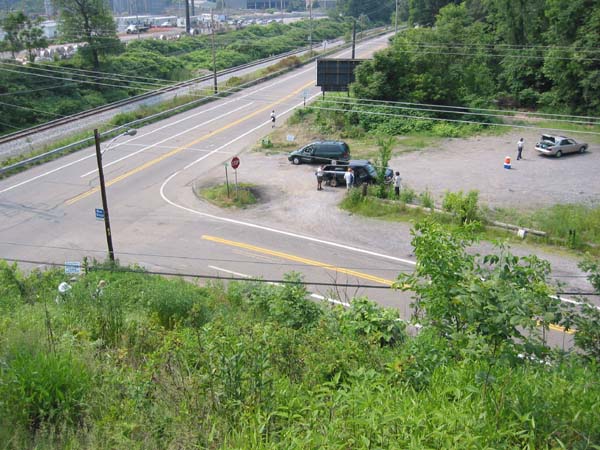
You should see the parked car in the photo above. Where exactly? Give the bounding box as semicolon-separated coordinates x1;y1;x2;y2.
126;24;150;34
535;134;588;158
288;141;350;165
322;160;394;187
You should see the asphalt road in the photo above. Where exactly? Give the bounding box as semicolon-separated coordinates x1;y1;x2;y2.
0;32;577;349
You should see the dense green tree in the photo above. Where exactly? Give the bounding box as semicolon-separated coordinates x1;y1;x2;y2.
336;0;395;22
52;0;122;70
0;11;47;61
408;0;460;26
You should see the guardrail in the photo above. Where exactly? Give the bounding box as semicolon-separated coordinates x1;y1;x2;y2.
0;27;392;176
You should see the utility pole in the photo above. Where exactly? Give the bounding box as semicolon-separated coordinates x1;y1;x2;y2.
351;18;356;59
94;129;115;263
395;0;399;34
185;0;191;34
191;0;195;17
308;0;313;54
211;8;218;94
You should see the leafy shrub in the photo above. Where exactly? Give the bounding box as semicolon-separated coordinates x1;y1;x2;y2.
399;186;416;203
419;189;434;208
0;349;91;432
340;297;406;346
144;279;211;329
442;189;480;224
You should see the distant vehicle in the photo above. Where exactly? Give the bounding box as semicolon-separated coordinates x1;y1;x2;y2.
126;24;150;34
288;141;350;165
322;160;394;187
535;134;588;158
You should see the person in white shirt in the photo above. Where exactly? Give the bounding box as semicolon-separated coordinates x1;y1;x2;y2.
394;171;402;197
270;110;276;128
344;168;354;190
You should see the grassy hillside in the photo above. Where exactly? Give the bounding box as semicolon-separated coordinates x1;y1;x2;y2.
1;259;599;448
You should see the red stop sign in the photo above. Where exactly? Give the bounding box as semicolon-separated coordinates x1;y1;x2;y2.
231;156;240;169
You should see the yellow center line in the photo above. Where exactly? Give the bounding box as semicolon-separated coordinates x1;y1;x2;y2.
202;235;396;286
65;80;315;206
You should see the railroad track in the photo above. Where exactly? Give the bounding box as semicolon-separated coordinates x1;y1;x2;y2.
0;47;310;146
0;26;391;155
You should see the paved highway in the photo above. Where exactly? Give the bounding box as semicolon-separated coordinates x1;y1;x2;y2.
0;32;575;348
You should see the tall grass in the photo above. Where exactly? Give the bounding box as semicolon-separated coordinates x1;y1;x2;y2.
0;265;598;448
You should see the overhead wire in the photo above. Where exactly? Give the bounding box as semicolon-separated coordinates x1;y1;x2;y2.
1;257;598;296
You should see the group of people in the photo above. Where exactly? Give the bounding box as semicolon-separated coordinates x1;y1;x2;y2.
315;165;403;197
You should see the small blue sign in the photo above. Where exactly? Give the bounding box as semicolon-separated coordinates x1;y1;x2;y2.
65;261;81;275
95;208;105;220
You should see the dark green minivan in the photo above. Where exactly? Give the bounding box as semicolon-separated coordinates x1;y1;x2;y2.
288;141;350;165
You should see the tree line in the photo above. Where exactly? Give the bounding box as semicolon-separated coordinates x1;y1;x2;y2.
352;0;600;116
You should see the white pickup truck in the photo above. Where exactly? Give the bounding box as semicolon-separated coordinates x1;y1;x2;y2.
126;24;150;34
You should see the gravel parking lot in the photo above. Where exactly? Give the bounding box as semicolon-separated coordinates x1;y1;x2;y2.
390;130;600;211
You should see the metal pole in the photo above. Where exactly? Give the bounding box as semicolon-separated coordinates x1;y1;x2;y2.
225;164;230;198
308;0;312;54
234;169;238;196
351;19;356;59
191;0;195;17
184;0;190;34
211;8;218;94
395;0;399;34
94;129;115;262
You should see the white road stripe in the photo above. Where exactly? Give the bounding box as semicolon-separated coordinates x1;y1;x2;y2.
208;265;349;307
80;102;255;177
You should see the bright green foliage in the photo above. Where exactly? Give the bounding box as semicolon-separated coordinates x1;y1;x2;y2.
0;348;91;432
0;262;599;447
374;136;394;198
442;189;480;224
396;220;558;357
340;297;406;346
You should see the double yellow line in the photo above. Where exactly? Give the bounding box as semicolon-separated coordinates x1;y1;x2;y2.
66;81;315;206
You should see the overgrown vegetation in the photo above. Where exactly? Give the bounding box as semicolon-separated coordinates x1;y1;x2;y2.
342;186;600;253
1;231;599;447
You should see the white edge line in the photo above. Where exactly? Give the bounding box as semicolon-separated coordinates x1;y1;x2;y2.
1;65;315;193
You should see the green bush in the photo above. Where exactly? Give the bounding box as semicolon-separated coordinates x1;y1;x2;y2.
0;349;91;432
419;189;434;208
442;189;480;224
340;297;406;346
399;186;416;203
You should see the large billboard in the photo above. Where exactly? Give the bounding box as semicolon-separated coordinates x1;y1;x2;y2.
316;58;364;92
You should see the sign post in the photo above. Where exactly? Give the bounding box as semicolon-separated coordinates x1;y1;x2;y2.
224;162;230;198
231;156;240;196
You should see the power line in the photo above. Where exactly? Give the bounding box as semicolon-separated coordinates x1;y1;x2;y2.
2;257;598;296
308;105;600;136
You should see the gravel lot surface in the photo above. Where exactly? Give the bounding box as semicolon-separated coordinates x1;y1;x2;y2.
197;130;600;300
391;130;600;210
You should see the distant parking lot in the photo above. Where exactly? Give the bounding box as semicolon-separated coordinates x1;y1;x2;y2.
388;131;600;210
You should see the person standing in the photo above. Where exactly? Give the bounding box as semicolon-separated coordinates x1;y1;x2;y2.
344;168;354;190
517;138;524;160
393;171;402;198
270;110;276;128
316;165;324;191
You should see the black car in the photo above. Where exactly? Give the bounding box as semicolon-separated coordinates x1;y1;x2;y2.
322;160;394;187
